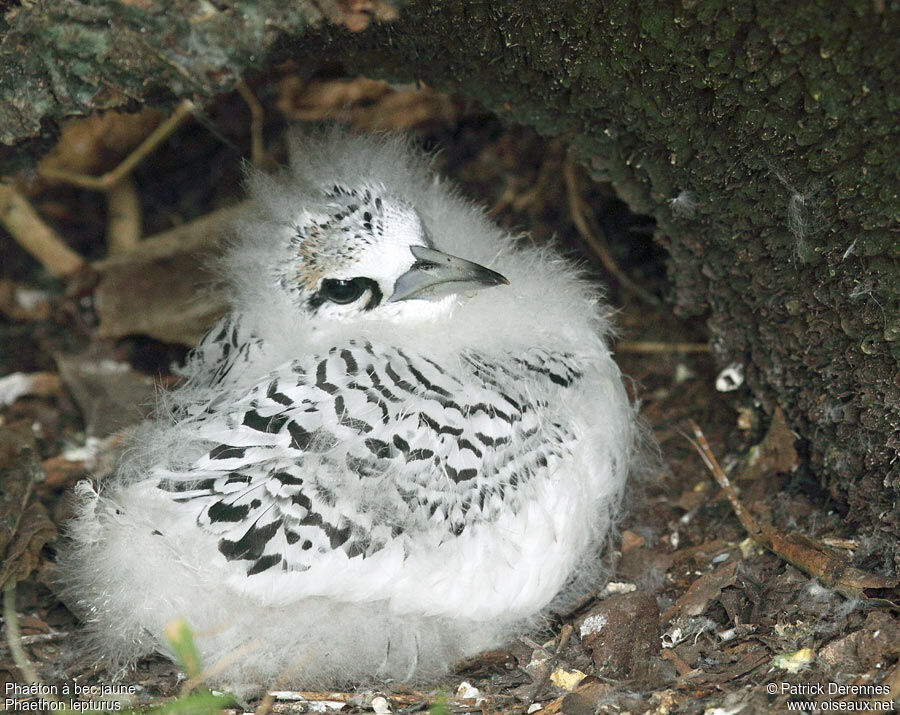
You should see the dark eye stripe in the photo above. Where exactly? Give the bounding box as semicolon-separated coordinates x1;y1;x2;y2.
307;278;383;311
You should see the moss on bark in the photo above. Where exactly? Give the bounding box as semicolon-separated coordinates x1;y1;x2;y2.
304;1;900;555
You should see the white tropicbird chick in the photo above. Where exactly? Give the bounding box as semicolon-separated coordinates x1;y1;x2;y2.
59;131;638;693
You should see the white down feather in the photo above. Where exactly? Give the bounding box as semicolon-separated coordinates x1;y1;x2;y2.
57;130;640;695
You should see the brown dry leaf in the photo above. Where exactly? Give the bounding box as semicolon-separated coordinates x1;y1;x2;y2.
740;407;799;480
38;108;164;177
695;647;770;685
0;502;56;589
876;663;900;708
92;204;241;345
55;343;159;438
676;480;713;511
454;648;518;677
0;422;57;588
41;435;124;491
671;560;739;619
660;648;695;677
94;246;226;345
350;86;458;130
332;0;398;31
41;455;89;490
819;612;900;672
277;76;457;130
538;677;612;715
278;76;390;120
558;678;613;715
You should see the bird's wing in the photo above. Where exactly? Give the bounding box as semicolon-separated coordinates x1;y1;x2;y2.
155;340;583;577
177;313;266;394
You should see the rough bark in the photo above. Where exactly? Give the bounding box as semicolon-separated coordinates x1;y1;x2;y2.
306;2;900;561
1;2;898;560
0;0;334;160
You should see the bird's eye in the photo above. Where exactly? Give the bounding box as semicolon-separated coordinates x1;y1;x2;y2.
320;278;368;304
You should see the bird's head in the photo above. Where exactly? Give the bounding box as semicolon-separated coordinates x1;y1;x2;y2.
272;181;508;323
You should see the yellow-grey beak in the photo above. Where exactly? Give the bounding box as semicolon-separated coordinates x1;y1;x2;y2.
388;245;509;303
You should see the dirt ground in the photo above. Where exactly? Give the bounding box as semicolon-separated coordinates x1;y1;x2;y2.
1;74;898;714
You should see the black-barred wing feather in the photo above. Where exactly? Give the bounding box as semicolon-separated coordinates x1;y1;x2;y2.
157;341;583;577
178;314;266;395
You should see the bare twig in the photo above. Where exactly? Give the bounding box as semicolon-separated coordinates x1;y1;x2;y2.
92;202;246;271
525;623;575;703
38;100;195;190
486;178;518;217
661;648;697;677
563;157;660;306
236;78;266;167
0;182;85;276
687;420;899;603
18;631;68;646
265;691;426;706
0;631;68;661
3;582;41;684
616;341;709;354
106;176;142;253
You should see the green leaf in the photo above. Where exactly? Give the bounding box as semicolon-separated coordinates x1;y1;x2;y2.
163;618;202;680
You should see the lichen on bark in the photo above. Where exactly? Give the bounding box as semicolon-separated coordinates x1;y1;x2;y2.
0;1;326;148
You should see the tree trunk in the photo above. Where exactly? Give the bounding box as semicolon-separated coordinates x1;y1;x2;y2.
307;1;900;563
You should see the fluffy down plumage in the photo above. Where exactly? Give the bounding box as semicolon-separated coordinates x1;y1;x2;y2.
57;131;639;694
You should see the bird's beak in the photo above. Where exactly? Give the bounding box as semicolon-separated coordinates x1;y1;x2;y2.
388;245;510;303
